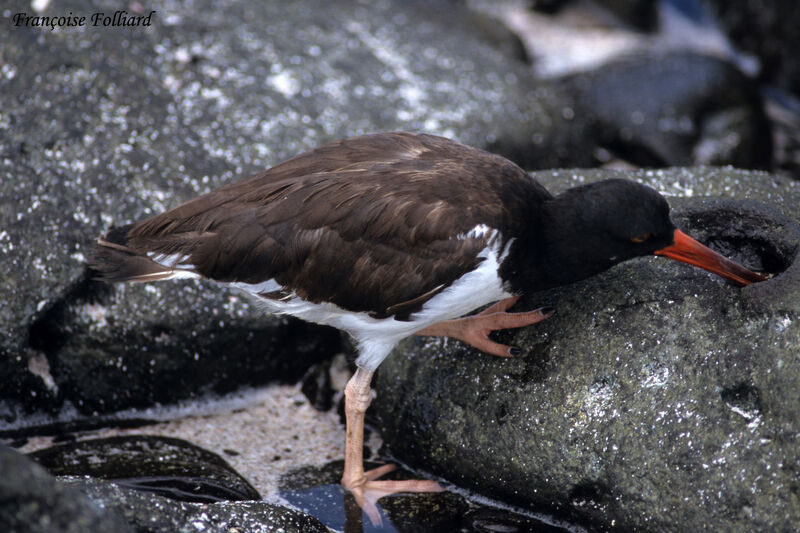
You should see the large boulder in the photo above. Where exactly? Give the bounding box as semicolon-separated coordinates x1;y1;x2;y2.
2;438;328;533
0;445;131;533
372;167;800;531
559;52;772;169
60;477;329;533
28;436;260;503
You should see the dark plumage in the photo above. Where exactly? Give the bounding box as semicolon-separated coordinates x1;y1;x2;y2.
89;132;765;521
92;133;545;318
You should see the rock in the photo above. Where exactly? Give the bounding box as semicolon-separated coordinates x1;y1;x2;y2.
705;0;800;97
1;0;587;429
469;3;777;170
28;435;260;503
281;461;468;532
300;360;335;412
702;0;800;179
279;460;575;532
464;508;579;533
560;52;772;169
61;476;329;533
0;444;131;533
592;0;659;31
372;167;800;531
2;438;326;532
30;282;342;416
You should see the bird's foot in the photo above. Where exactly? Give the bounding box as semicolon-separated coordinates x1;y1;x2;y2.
343;463;443;526
415;295;554;357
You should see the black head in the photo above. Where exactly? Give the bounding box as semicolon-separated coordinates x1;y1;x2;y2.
508;179;765;293
535;179;675;287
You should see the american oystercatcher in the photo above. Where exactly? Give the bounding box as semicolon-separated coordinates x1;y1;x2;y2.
89;132;765;520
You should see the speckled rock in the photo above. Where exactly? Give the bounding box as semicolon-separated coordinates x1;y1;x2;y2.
29;436;260;503
0;444;131;533
703;0;800;179
279;460;576;532
559;52;772;169
706;0;800;98
28;281;342;417
372;167;800;531
60;476;329;533
0;0;587;429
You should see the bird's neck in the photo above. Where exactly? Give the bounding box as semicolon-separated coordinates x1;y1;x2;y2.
500;194;616;294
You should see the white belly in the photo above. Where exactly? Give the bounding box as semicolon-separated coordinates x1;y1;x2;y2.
230;237;513;371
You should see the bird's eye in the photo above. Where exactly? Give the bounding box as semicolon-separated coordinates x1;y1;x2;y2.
630;232;654;244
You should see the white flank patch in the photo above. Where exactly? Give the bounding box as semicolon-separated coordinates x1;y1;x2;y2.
142;251;200;280
147;251;193;269
230;279;283;296
231;233;514;371
160;270;201;280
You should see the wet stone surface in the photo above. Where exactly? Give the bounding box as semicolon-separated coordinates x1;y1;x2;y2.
28;435;260;503
372;167;800;532
279;460;579;533
0;444;132;533
558;51;772;169
3;436;327;532
61;476;329;533
0;0;586;433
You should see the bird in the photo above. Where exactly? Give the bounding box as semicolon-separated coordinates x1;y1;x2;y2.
89;131;766;522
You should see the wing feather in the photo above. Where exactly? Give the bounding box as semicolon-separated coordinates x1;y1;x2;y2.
94;133;550;317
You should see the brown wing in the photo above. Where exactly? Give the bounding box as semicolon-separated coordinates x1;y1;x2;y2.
93;132;550;318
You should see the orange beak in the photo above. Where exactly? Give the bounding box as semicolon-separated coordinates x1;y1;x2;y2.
654;229;767;286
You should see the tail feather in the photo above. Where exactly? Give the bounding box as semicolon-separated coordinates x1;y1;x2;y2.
88;224;178;282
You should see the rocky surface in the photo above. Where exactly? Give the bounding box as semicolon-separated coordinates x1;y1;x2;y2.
0;444;132;533
470;0;800;176
703;0;800;178
28;281;342;417
279;460;577;532
373;167;800;532
0;0;585;430
559;52;772;169
2;437;329;533
61;476;329;533
3;0;799;531
706;0;800;98
29;436;260;503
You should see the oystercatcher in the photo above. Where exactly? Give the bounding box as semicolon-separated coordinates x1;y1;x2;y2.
89;132;765;520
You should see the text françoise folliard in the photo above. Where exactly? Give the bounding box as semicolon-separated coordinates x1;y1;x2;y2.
12;11;156;30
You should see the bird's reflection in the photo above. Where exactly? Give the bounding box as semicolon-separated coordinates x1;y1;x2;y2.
282;483;398;533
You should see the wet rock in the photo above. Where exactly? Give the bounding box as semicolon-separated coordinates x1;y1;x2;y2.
0;0;588;431
372;167;800;531
28;435;259;503
281;460;468;531
464;508;580;533
0;444;131;533
706;0;800;97
30;281;342;416
61;476;328;533
593;0;659;31
279;460;574;532
475;0;755;79
703;0;800;179
560;52;772;168
301;360;335;412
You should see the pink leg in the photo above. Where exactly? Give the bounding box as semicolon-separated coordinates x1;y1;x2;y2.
415;295;553;357
341;367;442;525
